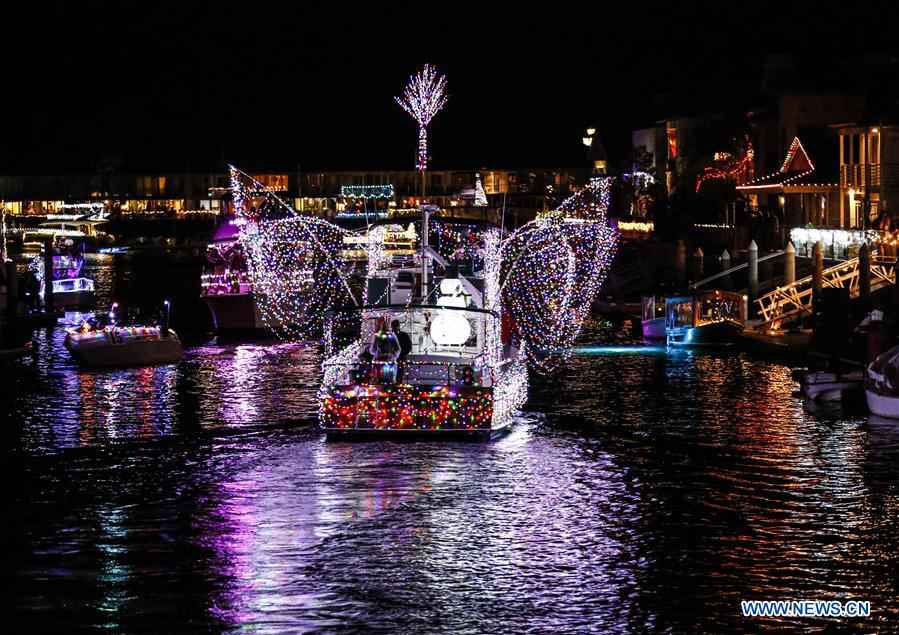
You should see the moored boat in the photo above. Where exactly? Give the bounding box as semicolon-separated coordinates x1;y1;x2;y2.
796;369;864;402
641;295;666;340
665;290;746;346
866;345;899;418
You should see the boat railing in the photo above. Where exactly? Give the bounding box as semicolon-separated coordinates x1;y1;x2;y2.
322;358;493;389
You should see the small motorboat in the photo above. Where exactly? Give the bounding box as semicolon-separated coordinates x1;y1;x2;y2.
64;323;183;368
866;345;899;418
795;369;863;402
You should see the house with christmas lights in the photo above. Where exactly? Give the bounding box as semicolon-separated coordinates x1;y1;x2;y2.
736;133;839;229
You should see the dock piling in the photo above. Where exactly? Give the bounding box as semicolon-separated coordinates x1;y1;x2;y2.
748;240;758;317
859;242;871;302
42;237;54;313
812;241;824;291
784;240;795;285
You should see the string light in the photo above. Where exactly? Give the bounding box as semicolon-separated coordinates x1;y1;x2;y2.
474;173;488;207
696;135;755;192
339;184;395;199
395;64;448;172
500;178;618;372
229;166;360;340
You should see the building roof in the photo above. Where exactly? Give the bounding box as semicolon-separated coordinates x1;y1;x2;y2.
737;132;838;193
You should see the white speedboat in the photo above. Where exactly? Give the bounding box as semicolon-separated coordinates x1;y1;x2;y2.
64;324;183;368
866;345;899;418
796;369;863;402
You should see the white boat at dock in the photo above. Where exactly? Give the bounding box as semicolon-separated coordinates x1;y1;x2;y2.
795;369;863;402
866;345;899;418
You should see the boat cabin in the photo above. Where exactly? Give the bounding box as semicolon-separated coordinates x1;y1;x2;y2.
665;290;746;346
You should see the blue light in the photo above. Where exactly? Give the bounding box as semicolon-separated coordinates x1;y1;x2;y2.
573;345;667;355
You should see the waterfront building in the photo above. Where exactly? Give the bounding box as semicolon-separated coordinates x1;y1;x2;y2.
736;134;839;229
0;167;587;225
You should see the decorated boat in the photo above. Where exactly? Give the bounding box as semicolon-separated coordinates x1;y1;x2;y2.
201;219;265;332
49;254;96;309
202;217;318;333
319;212;528;439
65;322;183;367
224;69;617;437
665;290;746;346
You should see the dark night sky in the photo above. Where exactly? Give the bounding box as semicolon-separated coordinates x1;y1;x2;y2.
4;1;898;174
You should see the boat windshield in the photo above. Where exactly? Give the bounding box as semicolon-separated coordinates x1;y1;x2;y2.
696;293;743;326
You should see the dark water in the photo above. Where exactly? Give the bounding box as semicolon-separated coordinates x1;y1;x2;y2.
5;258;899;633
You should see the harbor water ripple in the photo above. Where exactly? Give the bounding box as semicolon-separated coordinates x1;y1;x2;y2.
5;259;899;633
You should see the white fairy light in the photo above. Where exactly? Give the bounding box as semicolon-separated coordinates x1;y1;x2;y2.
395;64;448;172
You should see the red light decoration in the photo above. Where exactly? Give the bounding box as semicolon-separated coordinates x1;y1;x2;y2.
695;135;755;193
321;384;493;431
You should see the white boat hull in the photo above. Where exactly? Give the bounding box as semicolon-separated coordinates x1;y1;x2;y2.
800;371;863;402
865;388;899;418
66;336;183;368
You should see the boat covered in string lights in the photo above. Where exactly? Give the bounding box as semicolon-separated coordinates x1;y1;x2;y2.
201;217;316;333
226;165;618;439
64;323;183;367
201;219;266;332
320;213;528;439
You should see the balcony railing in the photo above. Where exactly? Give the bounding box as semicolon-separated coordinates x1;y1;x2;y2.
841;163;882;188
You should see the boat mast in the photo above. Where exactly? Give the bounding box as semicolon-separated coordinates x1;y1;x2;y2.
421;206;429;299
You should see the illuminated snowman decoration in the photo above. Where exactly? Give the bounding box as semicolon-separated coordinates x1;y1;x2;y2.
429;311;472;346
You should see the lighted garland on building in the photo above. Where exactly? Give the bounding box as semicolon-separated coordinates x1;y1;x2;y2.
695;135;755;193
395;64;448;173
340;184;395;200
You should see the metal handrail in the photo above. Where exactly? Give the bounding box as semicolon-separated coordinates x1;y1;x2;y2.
690;250;786;289
323;359;490;388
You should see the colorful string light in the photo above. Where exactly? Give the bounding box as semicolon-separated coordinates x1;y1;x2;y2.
474;173;488;207
500;178;618;372
229;166;359;340
395;64;448;172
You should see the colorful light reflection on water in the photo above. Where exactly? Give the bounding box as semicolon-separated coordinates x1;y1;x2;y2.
5;259;899;631
6;332;899;632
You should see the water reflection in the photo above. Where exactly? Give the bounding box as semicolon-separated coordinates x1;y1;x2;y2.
5;269;899;631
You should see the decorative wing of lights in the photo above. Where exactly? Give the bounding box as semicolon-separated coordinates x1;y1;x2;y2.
229;166;359;340
500;178;618;373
